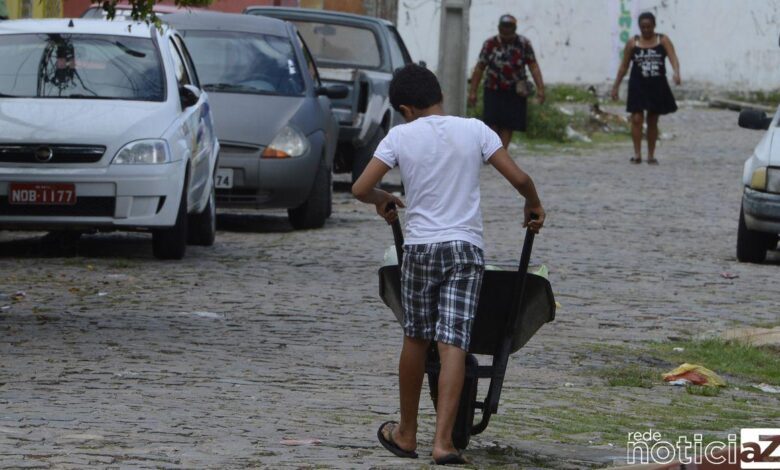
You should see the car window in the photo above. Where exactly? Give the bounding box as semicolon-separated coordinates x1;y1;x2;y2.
296;32;320;87
388;26;412;66
0;33;164;101
168;37;192;87
172;34;200;88
292;21;382;69
180;30;305;96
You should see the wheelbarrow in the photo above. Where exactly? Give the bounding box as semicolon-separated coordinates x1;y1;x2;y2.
378;214;556;449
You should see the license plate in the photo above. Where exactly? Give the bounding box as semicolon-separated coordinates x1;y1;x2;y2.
9;183;76;205
215;168;233;189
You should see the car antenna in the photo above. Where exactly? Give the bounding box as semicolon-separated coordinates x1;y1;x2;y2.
68;19;74;28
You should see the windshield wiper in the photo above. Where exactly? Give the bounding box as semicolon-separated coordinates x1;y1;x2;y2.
202;83;274;95
114;41;146;58
66;94;121;100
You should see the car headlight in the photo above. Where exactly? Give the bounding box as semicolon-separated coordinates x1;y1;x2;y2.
261;126;309;159
750;167;767;191
112;140;170;164
768;168;780;193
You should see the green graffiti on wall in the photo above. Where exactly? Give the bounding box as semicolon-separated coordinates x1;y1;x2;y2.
0;0;9;18
618;0;632;59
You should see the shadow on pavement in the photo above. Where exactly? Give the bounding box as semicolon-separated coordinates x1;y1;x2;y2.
0;231;153;259
217;213;294;233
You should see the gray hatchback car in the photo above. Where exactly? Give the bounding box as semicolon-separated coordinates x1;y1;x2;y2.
165;12;346;229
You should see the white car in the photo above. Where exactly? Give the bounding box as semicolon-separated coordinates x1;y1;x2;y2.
0;19;219;259
737;109;780;262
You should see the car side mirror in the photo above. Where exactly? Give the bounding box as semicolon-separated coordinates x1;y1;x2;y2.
317;84;349;99
179;84;200;110
738;109;772;130
418;60;427;68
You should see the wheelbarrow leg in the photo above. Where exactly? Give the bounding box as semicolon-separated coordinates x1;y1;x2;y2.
426;348;480;450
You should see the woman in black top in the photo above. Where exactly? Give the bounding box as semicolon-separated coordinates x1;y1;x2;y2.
611;12;680;164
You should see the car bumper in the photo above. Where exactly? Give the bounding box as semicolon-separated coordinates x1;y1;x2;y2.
743;187;780;233
0;161;186;230
216;146;318;209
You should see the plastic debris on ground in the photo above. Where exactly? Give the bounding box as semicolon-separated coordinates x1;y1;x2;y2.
565;125;592;143
672;347;685;352
756;383;780;394
280;438;322;446
662;363;726;387
720;271;739;279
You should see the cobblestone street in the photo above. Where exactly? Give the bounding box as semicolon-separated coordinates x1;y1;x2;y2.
1;106;778;468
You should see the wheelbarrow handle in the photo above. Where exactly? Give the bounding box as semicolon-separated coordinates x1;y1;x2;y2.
387;202;404;265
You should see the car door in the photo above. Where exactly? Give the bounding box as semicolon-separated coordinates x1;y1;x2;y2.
168;34;210;208
297;31;338;166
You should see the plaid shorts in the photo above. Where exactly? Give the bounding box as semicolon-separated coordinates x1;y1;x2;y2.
401;240;485;351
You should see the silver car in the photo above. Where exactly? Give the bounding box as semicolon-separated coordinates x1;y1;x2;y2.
166;12;346;230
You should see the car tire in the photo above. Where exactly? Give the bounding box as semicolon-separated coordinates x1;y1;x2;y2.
737;206;769;263
153;181;188;260
187;185;216;246
288;160;331;230
351;127;385;183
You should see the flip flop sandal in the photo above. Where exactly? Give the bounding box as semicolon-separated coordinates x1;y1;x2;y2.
432;452;469;465
647;158;659;165
629;157;642;164
377;421;418;459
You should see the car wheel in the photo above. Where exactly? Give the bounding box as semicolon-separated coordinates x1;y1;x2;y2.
351;127;386;183
153;181;188;260
288;160;331;230
737;206;768;263
187;185;216;246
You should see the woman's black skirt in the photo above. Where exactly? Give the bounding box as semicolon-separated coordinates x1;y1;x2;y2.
483;88;528;131
626;76;678;115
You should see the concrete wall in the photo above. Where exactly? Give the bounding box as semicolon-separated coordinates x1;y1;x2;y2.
397;0;780;91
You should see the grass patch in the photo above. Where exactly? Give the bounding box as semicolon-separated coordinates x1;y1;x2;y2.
650;338;780;386
726;90;780;107
466;82;629;146
603;365;658;388
546;84;597;103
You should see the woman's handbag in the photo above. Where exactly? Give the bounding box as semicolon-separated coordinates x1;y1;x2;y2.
515;79;534;98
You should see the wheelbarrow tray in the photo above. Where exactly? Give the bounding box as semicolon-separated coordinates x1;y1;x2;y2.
378;265;556;355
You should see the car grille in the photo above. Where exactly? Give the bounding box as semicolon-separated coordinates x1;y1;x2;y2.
0;144;106;164
0;197;115;217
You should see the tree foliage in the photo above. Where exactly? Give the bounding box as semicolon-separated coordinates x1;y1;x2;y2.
92;0;213;22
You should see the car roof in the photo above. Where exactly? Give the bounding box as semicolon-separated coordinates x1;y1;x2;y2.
164;11;289;37
245;7;393;27
0;18;160;38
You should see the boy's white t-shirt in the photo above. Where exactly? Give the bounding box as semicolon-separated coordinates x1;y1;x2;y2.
374;115;503;249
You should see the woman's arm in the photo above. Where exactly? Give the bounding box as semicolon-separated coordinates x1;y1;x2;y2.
528;61;545;104
611;38;635;100
662;35;681;85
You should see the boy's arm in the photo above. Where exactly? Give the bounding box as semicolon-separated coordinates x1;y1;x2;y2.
487;147;545;233
351;157;405;224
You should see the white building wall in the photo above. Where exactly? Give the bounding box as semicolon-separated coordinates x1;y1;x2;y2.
397;0;780;90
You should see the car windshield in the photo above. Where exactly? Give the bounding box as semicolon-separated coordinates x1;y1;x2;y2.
180;30;305;96
292;21;381;69
0;33;164;101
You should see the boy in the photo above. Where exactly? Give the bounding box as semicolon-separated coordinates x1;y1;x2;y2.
352;64;545;465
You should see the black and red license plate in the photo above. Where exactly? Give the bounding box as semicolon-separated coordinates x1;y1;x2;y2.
8;183;76;205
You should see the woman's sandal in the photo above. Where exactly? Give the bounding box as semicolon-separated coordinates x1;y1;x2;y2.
647;158;659;165
629;157;642;164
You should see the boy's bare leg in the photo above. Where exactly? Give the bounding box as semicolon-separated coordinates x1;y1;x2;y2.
631;112;644;161
432;342;467;460
646;113;659;162
388;336;430;452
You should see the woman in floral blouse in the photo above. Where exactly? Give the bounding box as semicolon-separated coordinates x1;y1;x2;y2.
468;14;545;149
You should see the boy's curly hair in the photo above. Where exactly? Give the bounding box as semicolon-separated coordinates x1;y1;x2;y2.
388;64;443;112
